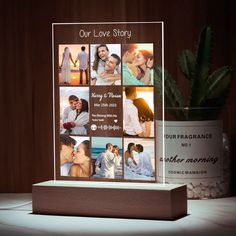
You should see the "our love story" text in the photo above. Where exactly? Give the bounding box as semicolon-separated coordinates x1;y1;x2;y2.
79;29;132;39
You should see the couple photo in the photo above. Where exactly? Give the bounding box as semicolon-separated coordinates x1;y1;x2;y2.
122;43;154;86
60;87;89;135
90;44;121;85
60;135;90;178
59;44;89;85
91;137;122;179
124;140;155;180
123;87;154;137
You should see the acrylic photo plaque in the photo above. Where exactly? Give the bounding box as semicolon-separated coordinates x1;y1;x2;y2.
52;22;164;183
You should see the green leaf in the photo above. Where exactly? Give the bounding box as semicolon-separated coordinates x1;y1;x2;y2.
206;66;232;100
178;49;196;81
154;65;162;98
189;26;214;107
189;79;205;107
195;26;213;80
154;65;186;119
197;66;232;106
153;26;232;121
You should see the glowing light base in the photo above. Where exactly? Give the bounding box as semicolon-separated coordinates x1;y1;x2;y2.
32;181;187;220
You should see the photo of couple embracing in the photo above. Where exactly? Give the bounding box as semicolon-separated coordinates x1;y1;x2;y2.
124;139;155;181
90;44;121;85
122;43;154;86
60;87;89;135
124;86;154;138
91;137;122;179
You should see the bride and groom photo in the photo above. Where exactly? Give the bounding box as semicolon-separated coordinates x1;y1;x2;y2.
59;44;89;85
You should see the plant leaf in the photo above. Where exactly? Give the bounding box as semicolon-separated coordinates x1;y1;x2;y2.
178;49;196;81
195;26;213;80
189;26;214;107
154;65;186;119
199;66;232;105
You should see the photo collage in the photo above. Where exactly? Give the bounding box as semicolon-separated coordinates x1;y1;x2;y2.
58;43;156;182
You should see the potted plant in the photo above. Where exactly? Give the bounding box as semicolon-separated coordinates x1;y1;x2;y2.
154;26;232;199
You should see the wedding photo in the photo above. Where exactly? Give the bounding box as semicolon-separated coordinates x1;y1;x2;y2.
123;86;154;138
122;43;154;86
60;87;89;136
91;137;123;179
90;44;121;85
60;135;91;178
123;138;155;181
58;44;89;85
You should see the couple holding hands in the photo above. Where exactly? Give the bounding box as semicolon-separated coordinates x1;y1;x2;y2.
60;46;89;84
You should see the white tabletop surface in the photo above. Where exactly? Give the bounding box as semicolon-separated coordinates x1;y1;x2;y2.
0;193;236;236
34;180;185;190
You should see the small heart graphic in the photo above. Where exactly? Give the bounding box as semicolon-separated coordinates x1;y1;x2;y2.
114;119;118;123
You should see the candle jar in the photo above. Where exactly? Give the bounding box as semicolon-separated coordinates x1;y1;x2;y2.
156;107;231;199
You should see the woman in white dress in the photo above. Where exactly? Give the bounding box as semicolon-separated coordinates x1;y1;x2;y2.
112;145;122;175
133;98;154;137
124;142;135;167
124;143;154;180
64;98;89;135
60;47;75;84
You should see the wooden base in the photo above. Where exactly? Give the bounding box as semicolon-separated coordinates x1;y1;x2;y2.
32;181;187;220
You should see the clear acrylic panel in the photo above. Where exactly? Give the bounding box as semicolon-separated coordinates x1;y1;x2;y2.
52;22;165;185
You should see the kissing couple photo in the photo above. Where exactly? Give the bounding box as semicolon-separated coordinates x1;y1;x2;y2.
60;135;91;178
124;140;155;181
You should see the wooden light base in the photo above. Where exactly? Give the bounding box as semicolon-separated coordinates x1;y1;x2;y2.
32;181;187;220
